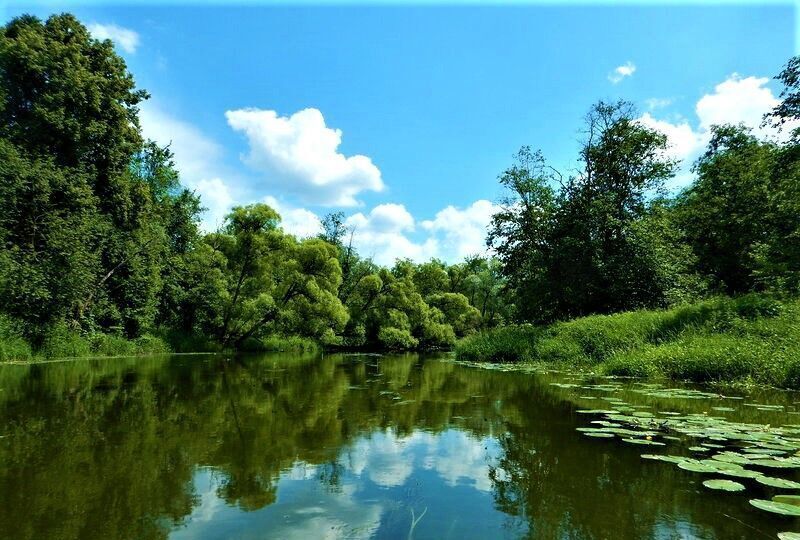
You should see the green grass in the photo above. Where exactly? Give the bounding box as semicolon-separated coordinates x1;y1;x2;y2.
0;319;323;362
239;335;320;353
0;318;173;362
455;294;800;388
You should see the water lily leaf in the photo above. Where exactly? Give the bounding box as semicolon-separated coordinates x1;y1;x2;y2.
755;476;800;489
751;459;800;469
678;461;718;473
702;479;745;492
712;453;753;465
700;459;743;471
749;499;800;516
584;432;615;438
718;468;763;479
641;454;687;464
622;438;665;446
774;495;800;507
778;533;800;540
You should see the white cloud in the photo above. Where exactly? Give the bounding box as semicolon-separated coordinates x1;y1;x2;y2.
139;103;236;230
345;204;437;266
421;200;500;261
695;74;793;139
226;108;384;207
88;23;140;54
644;97;673;110
636;73;798;190
637;112;706;163
194;178;233;231
333;200;500;265
608;61;636;84
263;196;323;238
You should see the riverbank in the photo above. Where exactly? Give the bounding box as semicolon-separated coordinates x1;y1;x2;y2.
0;318;322;363
455;294;800;388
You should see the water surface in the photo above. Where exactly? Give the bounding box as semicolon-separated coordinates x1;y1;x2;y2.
0;352;798;539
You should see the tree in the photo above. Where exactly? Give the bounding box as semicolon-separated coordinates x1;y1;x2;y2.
767;56;800;136
489;101;686;322
205;204;348;347
677;124;800;293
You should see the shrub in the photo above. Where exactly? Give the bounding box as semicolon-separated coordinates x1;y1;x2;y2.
378;327;419;350
0;315;32;361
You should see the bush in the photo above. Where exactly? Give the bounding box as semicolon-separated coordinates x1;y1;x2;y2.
0;315;32;361
241;335;320;352
39;323;91;358
378;327;419;350
455;325;538;363
454;294;800;388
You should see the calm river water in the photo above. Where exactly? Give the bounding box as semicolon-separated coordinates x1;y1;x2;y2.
0;352;798;539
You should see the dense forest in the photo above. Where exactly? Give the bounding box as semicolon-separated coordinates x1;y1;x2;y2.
1;13;799;360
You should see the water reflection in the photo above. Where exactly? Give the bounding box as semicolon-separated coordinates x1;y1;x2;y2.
0;353;796;539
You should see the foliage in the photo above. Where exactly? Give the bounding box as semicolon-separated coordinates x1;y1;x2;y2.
456;294;800;388
676;125;800;293
488;101;692;323
2;13;800;360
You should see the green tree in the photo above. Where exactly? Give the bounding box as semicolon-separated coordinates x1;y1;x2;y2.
206;204;348;347
677;125;800;293
490;101;686;322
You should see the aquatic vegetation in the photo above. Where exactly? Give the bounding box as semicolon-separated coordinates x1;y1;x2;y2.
702;479;745;492
749;499;800;517
569;376;800;531
755;476;800;489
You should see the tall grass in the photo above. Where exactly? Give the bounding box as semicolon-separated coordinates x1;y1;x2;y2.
239;335;320;353
456;294;800;388
0;317;173;362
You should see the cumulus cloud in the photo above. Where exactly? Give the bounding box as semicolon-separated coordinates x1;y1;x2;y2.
421;200;499;261
88;23;140;54
695;75;791;138
637;112;705;162
138;103;235;230
263;196;323;238
636;74;797;189
226;108;384;207
644;97;673;110
608;61;636;84
323;200;500;265
345;204;437;266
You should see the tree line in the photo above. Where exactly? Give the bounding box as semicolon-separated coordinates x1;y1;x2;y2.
0;14;508;354
488;75;800;323
2;13;799;355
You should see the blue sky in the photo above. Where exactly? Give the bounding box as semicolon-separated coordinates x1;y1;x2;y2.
2;3;796;264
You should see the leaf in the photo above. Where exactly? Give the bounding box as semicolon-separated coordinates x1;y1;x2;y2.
750;499;800;516
702;479;745;492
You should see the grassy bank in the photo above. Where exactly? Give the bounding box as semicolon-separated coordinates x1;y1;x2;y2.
0;316;321;362
455;294;800;388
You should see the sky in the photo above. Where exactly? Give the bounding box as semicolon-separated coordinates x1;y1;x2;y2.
2;2;796;264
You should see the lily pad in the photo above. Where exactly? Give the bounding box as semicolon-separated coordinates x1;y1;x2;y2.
778;533;800;540
749;499;800;516
678;461;718;473
622;438;665;446
641;454;687;464
755;476;800;489
774;495;800;507
718;468;763;479
702;479;745;492
584;432;615;438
